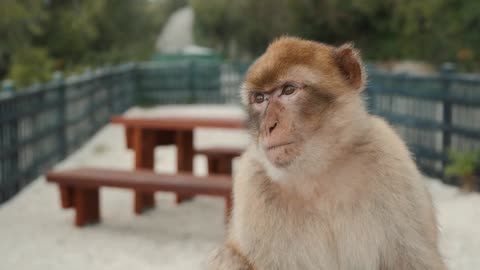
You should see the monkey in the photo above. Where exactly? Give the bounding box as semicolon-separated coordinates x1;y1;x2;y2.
207;37;447;270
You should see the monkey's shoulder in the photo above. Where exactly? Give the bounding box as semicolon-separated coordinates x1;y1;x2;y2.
368;115;411;154
360;115;420;177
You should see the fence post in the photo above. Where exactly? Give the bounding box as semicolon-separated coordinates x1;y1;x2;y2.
100;67;114;117
441;62;456;179
188;60;196;103
127;63;135;108
53;71;67;159
84;69;97;135
132;63;142;106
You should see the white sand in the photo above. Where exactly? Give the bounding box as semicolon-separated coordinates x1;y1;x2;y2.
0;105;479;270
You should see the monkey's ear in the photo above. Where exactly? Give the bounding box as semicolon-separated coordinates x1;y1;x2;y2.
333;43;366;91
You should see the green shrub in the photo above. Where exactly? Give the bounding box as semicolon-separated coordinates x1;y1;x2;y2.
444;150;480;178
9;47;53;88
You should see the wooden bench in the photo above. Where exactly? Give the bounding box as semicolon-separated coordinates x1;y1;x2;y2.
46;168;232;227
196;147;244;175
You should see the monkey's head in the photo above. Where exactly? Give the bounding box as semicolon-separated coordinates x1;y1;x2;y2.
242;37;368;177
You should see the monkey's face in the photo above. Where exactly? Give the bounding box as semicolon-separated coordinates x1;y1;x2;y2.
245;79;330;168
242;37;365;170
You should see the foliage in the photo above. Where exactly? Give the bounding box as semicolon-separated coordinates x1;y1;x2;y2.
444;150;480;178
0;0;49;85
3;0;479;87
191;0;295;58
0;0;186;88
0;0;47;49
191;0;480;70
9;47;53;87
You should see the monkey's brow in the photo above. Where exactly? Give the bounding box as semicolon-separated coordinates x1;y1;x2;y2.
249;81;307;94
283;81;306;88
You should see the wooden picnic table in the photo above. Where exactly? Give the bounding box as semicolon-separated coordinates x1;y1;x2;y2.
111;115;246;214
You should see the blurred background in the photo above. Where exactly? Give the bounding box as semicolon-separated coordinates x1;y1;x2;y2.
1;0;480;87
0;1;479;270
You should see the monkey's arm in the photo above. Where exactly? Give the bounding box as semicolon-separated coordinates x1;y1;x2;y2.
208;242;254;270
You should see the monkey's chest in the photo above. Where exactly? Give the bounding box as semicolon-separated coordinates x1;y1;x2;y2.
236;201;386;270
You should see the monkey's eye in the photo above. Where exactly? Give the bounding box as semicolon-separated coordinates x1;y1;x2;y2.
253;93;265;104
282;85;296;95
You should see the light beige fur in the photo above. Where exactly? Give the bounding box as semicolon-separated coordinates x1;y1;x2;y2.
208;37;447;270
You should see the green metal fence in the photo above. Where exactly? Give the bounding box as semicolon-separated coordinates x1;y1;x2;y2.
0;61;479;204
137;61;221;104
366;65;480;182
0;64;136;203
136;61;249;105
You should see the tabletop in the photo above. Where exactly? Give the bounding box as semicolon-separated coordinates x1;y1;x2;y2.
111;115;246;130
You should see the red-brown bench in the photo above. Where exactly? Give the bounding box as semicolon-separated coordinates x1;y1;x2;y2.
196;147;244;175
46;168;232;227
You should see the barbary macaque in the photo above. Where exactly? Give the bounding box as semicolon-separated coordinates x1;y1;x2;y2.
208;37;447;270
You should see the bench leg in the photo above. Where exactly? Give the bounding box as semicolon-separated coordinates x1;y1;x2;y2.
218;158;233;175
207;156;218;175
207;157;233;175
74;188;100;227
176;131;195;204
207;156;219;175
134;191;155;215
132;128;157;214
59;185;74;208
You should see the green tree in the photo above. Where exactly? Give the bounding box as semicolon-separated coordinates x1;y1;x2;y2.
391;0;480;69
191;0;480;70
1;0;184;87
9;47;53;87
0;0;49;83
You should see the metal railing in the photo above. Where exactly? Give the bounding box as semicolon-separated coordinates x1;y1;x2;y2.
367;65;480;181
0;64;136;203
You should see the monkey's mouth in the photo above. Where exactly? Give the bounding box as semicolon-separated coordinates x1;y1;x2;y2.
263;141;298;168
265;141;295;151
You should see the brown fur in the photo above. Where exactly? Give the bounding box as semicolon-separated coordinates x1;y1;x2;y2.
208;37;447;270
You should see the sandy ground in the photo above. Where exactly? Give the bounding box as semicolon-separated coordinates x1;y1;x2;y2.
0;105;479;270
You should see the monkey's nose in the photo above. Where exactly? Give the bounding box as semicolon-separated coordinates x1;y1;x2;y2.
269;121;278;134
